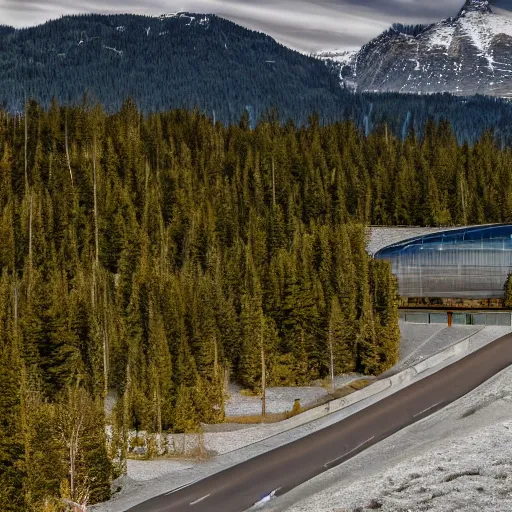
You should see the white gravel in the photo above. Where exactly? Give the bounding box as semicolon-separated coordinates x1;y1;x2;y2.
126;459;195;482
395;323;483;372
224;375;364;418
398;322;445;360
225;384;329;417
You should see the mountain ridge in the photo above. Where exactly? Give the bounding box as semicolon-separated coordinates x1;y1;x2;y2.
316;0;512;97
5;9;512;144
0;12;344;122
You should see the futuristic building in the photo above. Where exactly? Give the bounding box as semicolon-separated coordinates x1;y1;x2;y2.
374;224;512;299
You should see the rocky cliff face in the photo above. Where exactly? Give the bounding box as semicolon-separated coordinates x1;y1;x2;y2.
319;0;512;97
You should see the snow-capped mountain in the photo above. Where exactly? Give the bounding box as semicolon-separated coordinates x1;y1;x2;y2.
313;48;359;66
312;48;359;88
318;0;512;97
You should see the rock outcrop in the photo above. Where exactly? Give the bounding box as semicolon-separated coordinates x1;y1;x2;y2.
317;0;512;97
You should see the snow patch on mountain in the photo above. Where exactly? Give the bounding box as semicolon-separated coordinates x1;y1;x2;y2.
313;48;359;89
157;12;210;28
159;12;182;19
321;0;512;97
458;9;512;69
103;46;123;56
426;22;455;50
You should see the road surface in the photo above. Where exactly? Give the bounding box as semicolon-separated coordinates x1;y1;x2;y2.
127;332;512;512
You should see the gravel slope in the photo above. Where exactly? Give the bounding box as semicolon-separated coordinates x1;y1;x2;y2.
225;384;329;417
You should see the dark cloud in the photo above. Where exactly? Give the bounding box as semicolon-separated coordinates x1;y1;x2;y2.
0;0;494;52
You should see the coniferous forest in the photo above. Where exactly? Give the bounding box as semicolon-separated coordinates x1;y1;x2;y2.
3;14;512;145
2;99;512;509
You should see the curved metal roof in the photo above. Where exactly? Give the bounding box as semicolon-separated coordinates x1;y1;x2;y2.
375;224;512;258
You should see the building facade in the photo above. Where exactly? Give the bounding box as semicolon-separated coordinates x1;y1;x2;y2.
374;224;512;299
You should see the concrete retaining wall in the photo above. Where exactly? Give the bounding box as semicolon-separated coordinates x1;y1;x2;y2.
267;328;501;437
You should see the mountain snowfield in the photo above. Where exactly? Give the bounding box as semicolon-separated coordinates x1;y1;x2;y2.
316;0;512;97
312;48;358;66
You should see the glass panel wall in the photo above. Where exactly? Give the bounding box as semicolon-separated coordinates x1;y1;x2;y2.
376;224;512;298
404;312;430;324
401;311;511;326
429;313;448;324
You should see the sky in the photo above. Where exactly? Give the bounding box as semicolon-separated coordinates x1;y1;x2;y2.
0;0;501;53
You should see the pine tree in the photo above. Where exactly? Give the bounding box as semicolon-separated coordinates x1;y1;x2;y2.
147;302;173;432
328;295;356;385
0;344;25;511
504;274;512;309
173;385;199;433
238;293;263;390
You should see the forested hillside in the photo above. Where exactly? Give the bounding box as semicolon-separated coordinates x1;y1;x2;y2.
0;102;402;510
3;100;512;508
0;13;342;123
4;14;512;143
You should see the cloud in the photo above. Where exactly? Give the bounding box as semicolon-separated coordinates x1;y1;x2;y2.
0;0;477;52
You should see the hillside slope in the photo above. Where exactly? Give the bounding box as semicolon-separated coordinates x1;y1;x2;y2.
317;0;512;98
0;13;344;123
5;11;512;142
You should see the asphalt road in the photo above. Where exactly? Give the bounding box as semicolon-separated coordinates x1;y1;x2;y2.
127;332;512;512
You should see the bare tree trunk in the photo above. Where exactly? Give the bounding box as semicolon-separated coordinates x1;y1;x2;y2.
213;335;219;379
28;193;33;266
91;265;96;311
65;112;75;188
24;97;29;191
121;364;131;475
103;283;109;398
67;414;84;503
70;437;76;500
93;136;99;267
49;151;53;181
154;383;162;454
27;192;33;300
328;324;335;393
13;279;18;341
460;178;467;226
271;156;276;209
223;365;230;395
157;384;162;436
159;211;167;272
261;317;266;418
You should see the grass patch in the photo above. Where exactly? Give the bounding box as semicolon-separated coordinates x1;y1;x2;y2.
329;379;374;399
239;388;260;397
224;412;286;424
